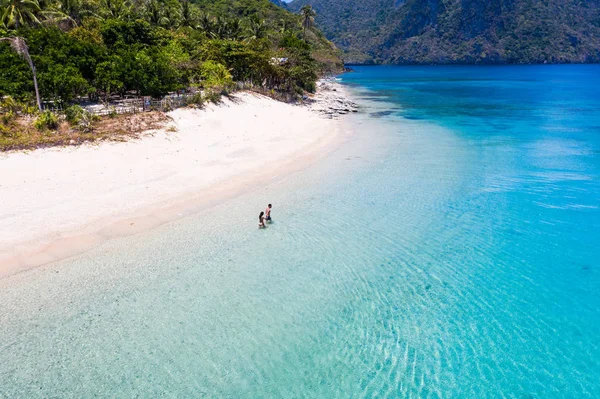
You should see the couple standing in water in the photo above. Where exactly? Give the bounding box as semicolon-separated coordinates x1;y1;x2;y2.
259;204;272;229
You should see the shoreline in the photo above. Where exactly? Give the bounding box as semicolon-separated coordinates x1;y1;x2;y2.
0;84;356;278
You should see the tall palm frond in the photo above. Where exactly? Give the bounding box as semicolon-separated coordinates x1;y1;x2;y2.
226;17;242;40
243;16;267;42
179;0;195;28
198;12;213;35
162;2;179;27
144;0;168;26
300;5;316;41
98;0;131;20
1;0;42;29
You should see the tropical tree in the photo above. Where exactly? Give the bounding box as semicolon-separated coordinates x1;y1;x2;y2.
215;16;241;40
300;5;315;41
39;63;88;104
179;0;196;28
243;16;266;42
52;0;84;27
279;18;289;34
198;60;233;90
0;36;42;111
1;0;42;29
0;0;338;111
162;1;179;27
98;0;131;20
198;12;213;35
94;57;124;100
144;0;167;26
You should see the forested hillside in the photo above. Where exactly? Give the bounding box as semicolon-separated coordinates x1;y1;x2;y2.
286;0;600;64
0;0;343;106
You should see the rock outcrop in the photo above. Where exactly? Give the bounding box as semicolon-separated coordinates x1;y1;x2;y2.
307;80;359;118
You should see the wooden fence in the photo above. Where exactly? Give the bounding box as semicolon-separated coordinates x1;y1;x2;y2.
41;92;205;116
84;94;197;116
39;83;256;117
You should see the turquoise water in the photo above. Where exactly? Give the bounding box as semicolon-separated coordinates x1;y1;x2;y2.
1;65;599;398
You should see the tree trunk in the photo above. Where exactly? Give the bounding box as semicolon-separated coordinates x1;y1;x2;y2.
30;63;43;112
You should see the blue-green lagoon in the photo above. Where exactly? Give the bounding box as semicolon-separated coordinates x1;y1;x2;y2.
1;65;599;398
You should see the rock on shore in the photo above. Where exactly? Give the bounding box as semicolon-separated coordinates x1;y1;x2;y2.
307;80;359;117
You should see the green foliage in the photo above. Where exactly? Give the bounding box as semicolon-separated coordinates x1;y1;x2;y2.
0;121;13;136
76;110;100;132
65;104;85;123
0;0;343;107
65;104;99;131
34;110;59;130
39;64;89;104
280;32;310;51
185;92;205;107
300;5;315;40
94;57;124;98
198;60;234;90
1;110;15;124
0;96;37;116
1;0;42;29
20;102;37;115
101;20;158;48
1;95;19;113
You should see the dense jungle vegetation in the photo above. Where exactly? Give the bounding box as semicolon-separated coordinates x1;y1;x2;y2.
0;0;342;107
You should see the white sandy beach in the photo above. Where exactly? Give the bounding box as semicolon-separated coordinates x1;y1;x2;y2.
0;91;345;276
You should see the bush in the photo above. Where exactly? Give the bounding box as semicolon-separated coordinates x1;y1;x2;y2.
34;111;59;130
199;61;234;91
1;96;19;113
185;92;204;107
77;111;100;133
65;105;85;124
1;97;37;116
1;110;15;124
304;80;317;93
64;105;100;132
39;65;89;105
204;90;222;104
0;123;11;136
21;104;38;116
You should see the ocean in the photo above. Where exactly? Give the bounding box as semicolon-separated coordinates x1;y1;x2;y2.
1;65;599;398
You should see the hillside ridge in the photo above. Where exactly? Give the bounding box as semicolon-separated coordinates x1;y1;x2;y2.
285;0;600;64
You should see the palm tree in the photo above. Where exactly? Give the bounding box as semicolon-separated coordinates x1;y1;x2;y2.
226;17;242;40
162;2;179;27
212;15;234;39
199;12;213;34
179;0;195;28
1;0;42;29
243;16;267;42
98;0;131;20
144;0;167;26
300;4;315;41
0;36;42;112
53;0;83;27
279;18;288;34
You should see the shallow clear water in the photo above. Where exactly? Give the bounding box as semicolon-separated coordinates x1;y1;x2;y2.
1;65;599;398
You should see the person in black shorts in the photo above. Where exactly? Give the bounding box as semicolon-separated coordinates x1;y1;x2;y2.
265;204;272;223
